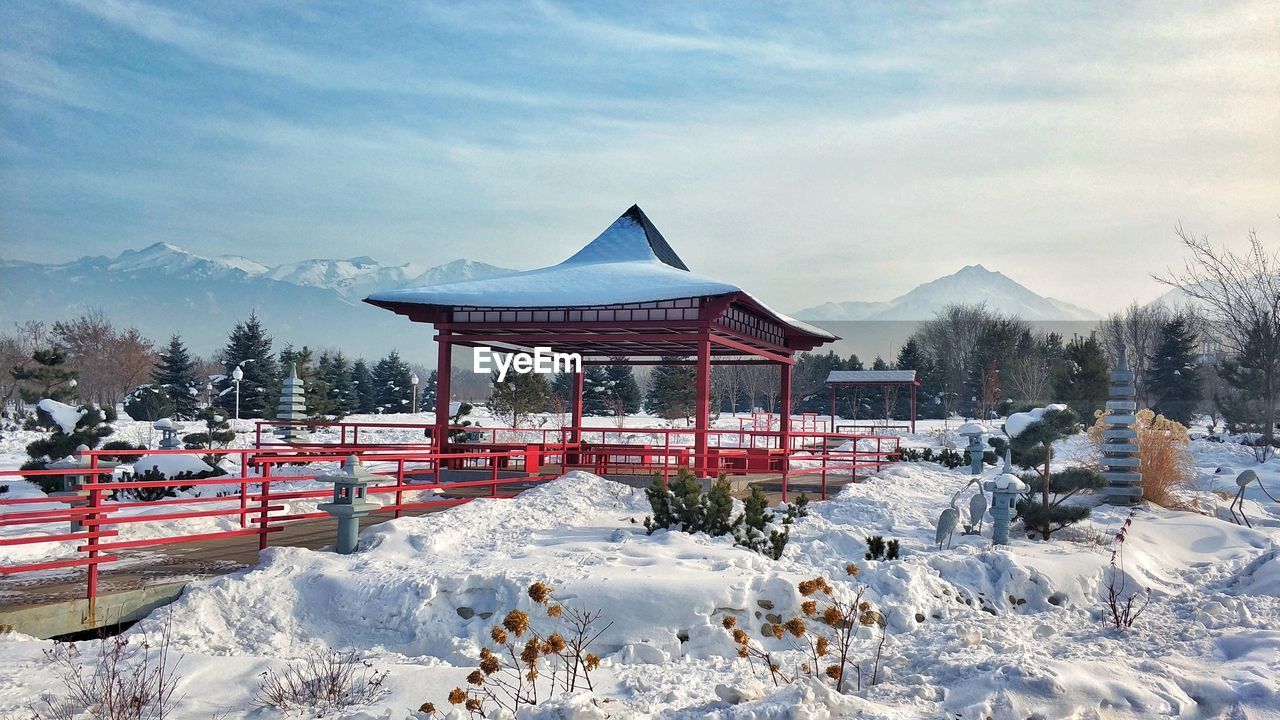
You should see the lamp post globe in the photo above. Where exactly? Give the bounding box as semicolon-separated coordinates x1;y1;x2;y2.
231;365;244;421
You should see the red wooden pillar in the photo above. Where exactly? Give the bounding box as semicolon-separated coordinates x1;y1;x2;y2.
829;386;836;430
569;366;584;465
910;381;918;433
434;336;452;453
779;362;793;453
695;333;711;477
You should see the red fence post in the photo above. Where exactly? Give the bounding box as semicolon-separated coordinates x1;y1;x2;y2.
395;458;405;518
239;452;248;529
85;453;101;624
258;462;272;551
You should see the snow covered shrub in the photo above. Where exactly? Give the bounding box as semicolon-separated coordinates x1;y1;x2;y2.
121;385;172;422
98;441;146;463
643;470;808;559
36;615;179;720
1088;409;1195;508
109;467;222;502
889;446;971;470
447;402;476;442
723;565;889;694
181;408;234;454
1103;511;1149;629
864;535;900;561
25;402;115;464
255;648;388;714
0;484;9;495
426;582;610;718
1014;467;1105;538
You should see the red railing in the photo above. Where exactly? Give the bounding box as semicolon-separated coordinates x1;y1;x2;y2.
1;424;899;624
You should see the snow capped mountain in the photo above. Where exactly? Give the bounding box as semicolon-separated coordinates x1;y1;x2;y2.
0;243;516;357
795;264;1101;321
264;256;511;299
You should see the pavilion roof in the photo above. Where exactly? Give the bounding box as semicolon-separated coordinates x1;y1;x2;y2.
364;205;835;347
826;370;918;384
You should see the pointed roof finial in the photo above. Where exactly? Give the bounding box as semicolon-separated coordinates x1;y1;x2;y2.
1002;447;1013;474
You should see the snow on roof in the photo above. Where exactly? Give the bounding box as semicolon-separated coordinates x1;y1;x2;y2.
366;205;834;341
826;370;918;384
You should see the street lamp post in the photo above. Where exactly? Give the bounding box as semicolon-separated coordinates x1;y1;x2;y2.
410;373;419;414
231;365;244;421
205;382;213;408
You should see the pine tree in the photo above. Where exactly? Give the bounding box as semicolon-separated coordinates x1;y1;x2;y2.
582;366;612;416
1217;319;1280;448
896;338;941;419
183;406;236;452
12;348;79;403
1148;316;1203;426
215;313;279;419
318;351;357;419
550;371;576;410
1052;335;1109;416
605;362;641;414
371;350;414;413
488;368;549;426
1005;406;1098;540
152;335;199;419
421;369;438;410
123;385;173;421
351;359;376;414
644;359;697;420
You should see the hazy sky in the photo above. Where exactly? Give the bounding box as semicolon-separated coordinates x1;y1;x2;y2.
1;1;1277;314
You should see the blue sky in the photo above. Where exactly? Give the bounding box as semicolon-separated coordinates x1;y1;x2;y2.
1;0;1276;312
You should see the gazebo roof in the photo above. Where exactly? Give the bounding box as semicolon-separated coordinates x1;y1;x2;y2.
364;206;836;359
826;370;918;384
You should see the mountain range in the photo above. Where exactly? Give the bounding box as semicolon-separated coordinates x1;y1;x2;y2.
0;243;514;359
2;247;1105;363
792;264;1101;321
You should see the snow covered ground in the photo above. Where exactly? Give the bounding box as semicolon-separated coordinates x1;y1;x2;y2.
1;412;1279;718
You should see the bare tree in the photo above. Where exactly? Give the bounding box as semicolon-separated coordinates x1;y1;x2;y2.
1096;302;1169;407
51;310;157;406
1156;225;1280;454
1007;356;1052;404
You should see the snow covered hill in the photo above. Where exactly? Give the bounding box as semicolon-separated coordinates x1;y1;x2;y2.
0;244;515;357
795;265;1101;321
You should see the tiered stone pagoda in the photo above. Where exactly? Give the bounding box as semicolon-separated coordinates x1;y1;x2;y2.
1101;350;1142;504
275;364;309;443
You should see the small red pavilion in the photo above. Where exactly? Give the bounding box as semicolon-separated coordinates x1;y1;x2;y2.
364;205;838;476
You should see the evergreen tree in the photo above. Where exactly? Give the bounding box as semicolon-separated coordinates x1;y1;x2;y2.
644;360;697;420
1217;319;1280;447
1005;406;1097;540
605;362;641;414
896;338;942;419
371;350;414;413
582;366;612;416
123;384;173;421
421;369;438;410
152;334;199;419
487;368;549;426
215;313;279;419
318;351;357;419
12;348;78;403
1147;316;1203;425
183;406;236;452
1052;335;1109;416
550;371;576;410
350;359;376;414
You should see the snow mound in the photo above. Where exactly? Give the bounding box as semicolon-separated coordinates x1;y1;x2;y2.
131;454;214;477
1005;403;1068;438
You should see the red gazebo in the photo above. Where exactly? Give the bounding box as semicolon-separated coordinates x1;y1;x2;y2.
365;205;838;475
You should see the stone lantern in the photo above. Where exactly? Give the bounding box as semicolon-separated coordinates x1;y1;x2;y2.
153;418;182;450
47;445;120;532
317;455;381;554
956;422;987;475
983;450;1026;546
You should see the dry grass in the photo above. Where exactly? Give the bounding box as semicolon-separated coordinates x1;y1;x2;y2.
1089;409;1196;508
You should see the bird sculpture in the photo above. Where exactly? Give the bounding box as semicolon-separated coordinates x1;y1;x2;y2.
936;492;962;549
1230;469;1279;528
967;486;988;535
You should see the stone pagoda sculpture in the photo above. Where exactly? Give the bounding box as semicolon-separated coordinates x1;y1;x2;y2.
1101;350;1142;504
275;364;309;443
